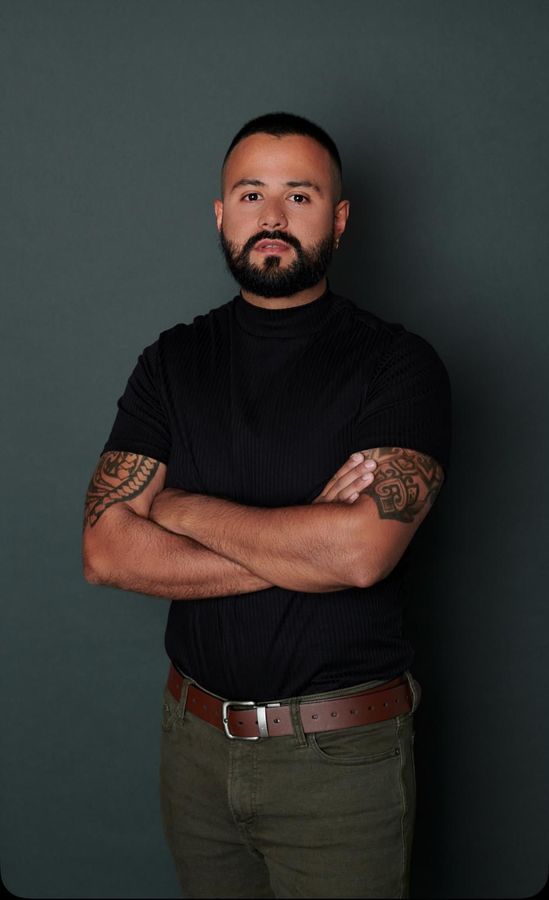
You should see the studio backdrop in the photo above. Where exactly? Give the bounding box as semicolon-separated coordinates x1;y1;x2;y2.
2;1;547;898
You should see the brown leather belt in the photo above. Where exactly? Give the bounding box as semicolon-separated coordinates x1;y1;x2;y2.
167;664;412;740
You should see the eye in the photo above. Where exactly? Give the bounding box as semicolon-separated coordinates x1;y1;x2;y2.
242;192;261;202
289;193;309;203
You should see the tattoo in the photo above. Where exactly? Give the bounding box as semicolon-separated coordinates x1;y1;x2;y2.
361;447;444;524
84;452;159;527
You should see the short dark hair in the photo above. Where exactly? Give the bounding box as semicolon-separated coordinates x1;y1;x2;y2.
221;111;343;201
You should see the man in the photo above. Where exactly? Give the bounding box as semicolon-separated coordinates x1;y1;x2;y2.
83;112;451;899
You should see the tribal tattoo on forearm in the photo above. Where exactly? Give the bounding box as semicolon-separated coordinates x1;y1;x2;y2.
361;447;444;524
84;451;159;527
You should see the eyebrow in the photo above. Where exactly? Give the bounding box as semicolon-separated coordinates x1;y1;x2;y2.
230;178;322;195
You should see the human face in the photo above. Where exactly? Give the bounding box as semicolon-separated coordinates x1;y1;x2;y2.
214;133;349;306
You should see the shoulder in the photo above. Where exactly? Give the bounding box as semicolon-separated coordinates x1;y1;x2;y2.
331;291;406;340
332;292;449;378
373;328;450;386
123;299;234;374
156;297;234;351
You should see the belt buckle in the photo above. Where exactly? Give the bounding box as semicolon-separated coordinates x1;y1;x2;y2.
222;700;281;740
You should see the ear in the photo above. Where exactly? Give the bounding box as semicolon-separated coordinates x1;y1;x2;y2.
333;200;350;242
214;199;223;233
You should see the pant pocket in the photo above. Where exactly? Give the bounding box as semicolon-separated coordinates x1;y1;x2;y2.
307;716;402;765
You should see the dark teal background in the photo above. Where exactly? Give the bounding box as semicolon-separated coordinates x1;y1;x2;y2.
2;1;548;897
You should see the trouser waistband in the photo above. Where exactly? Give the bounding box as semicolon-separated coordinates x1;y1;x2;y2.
167;665;413;740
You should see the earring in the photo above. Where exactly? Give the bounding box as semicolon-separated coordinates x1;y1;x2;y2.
334;238;340;250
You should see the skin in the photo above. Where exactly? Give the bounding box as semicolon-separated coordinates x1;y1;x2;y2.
83;452;380;597
214;133;350;309
83;131;444;597
147;448;443;590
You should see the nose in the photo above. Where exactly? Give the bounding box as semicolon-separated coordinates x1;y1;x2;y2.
258;200;288;230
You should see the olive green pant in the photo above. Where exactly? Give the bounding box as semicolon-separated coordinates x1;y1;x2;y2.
159;671;420;899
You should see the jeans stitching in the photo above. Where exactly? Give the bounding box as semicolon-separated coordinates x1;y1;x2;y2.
396;716;407;899
308;731;400;766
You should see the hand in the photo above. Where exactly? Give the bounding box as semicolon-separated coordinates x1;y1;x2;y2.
312;452;377;504
149;487;192;534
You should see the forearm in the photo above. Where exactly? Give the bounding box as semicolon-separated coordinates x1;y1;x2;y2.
83;506;274;600
160;494;363;592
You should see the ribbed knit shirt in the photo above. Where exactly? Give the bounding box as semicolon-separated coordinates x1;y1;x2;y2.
103;286;451;702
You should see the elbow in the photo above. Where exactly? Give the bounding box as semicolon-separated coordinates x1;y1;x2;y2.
82;537;109;586
83;553;106;585
83;558;104;585
352;550;395;589
354;568;385;589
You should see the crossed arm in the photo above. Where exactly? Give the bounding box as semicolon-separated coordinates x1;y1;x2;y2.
82;448;444;599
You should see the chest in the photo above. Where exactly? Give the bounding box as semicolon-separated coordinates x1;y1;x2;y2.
162;324;373;506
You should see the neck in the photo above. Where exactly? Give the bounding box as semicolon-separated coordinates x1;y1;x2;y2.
239;277;328;310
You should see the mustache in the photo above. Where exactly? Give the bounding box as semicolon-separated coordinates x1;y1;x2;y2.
240;230;302;256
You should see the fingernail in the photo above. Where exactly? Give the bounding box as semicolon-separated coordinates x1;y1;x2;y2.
364;460;376;469
361;473;373;481
349;492;359;501
351;452;363;461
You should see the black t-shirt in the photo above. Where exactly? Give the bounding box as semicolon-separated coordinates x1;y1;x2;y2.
103;287;451;701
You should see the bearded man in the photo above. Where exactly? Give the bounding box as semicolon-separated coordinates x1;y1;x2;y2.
83;111;451;899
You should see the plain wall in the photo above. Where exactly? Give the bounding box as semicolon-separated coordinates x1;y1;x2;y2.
1;1;548;897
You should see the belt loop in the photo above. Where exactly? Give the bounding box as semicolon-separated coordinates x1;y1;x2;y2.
176;676;191;723
403;670;422;713
290;697;307;746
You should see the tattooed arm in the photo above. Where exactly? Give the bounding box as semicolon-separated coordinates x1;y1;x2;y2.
82;451;274;600
147;447;444;590
84;450;380;597
327;446;445;585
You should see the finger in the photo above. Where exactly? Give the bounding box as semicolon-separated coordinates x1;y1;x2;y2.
335;470;376;502
320;460;377;502
320;453;365;491
318;453;376;499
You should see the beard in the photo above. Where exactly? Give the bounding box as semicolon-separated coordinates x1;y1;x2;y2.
219;227;335;298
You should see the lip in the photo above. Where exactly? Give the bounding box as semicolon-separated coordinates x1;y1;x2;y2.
254;240;292;253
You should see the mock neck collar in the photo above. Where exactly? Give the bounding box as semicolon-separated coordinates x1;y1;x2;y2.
233;284;336;338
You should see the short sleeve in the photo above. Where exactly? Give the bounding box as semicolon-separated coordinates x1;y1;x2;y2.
356;331;452;471
102;340;171;464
